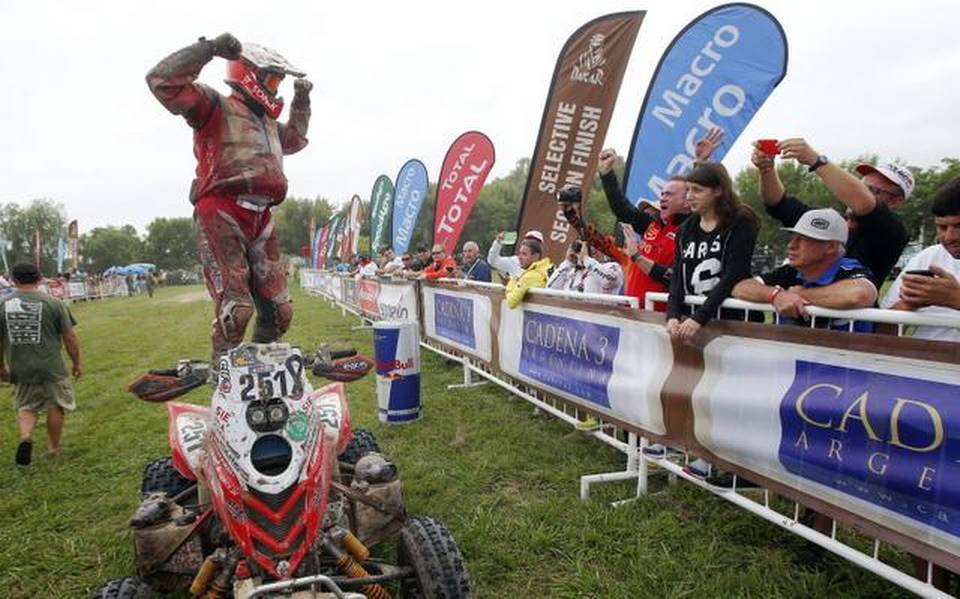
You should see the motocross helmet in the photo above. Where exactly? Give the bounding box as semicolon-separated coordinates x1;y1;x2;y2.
225;43;305;119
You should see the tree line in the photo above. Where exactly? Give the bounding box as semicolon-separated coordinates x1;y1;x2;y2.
5;156;956;276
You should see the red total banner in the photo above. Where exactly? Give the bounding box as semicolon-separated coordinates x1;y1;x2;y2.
433;131;495;254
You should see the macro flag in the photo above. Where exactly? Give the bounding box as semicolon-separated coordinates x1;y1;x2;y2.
369;175;394;256
433;131;495;254
623;3;787;203
516;11;644;263
391;159;429;256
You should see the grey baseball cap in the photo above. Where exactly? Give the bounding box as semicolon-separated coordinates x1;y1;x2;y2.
781;208;848;244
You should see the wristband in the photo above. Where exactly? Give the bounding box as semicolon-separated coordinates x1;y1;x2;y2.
767;285;783;303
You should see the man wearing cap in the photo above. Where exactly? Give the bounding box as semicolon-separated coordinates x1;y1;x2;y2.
488;230;544;278
733;208;877;331
752;138;912;288
0;264;82;466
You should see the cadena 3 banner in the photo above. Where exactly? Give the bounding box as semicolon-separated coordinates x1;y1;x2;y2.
434;131;495;254
623;3;787;203
422;286;493;362
498;301;669;434
694;336;960;559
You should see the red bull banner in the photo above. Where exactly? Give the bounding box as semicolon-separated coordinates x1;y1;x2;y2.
433;131;496;254
516;12;644;263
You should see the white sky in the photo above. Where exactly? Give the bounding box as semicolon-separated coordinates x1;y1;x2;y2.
2;0;959;234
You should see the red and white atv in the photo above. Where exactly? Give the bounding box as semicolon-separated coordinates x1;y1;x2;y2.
95;342;472;599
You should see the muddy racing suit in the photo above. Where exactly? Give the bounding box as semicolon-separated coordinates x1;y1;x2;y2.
147;38;311;360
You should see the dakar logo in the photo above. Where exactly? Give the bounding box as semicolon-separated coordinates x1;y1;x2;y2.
570;33;607;86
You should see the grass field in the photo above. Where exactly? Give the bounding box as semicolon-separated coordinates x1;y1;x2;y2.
0;283;917;598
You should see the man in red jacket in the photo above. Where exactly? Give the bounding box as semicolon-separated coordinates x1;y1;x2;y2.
147;33;312;363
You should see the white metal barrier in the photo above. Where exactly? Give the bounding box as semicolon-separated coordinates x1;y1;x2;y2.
303;271;960;598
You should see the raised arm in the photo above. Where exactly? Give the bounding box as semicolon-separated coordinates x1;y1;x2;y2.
146;33;241;127
779;138;877;216
278;78;311;154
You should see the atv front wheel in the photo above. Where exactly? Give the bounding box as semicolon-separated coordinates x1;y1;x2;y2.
340;428;381;464
93;576;155;599
140;457;192;497
397;516;472;598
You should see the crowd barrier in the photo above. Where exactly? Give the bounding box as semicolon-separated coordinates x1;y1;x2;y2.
13;276;134;302
300;269;960;598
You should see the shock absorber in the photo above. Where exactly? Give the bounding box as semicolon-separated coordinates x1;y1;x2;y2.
323;538;392;599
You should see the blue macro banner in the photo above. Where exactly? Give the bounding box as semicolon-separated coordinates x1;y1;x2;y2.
779;361;960;537
391;159;429;255
623;3;787;204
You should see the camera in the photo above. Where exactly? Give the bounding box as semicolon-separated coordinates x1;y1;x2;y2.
556;184;582;204
571;241;583;253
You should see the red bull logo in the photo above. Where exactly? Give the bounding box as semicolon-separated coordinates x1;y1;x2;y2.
376;358;414;372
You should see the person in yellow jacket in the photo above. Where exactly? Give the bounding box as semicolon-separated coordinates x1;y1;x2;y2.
505;239;554;309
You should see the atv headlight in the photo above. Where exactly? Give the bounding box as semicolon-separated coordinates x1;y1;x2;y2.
250;435;292;476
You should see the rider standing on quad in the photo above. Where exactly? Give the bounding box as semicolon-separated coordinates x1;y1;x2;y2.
147;33;312;363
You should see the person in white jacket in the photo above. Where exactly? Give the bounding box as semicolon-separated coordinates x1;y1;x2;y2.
548;240;624;295
487;230;544;278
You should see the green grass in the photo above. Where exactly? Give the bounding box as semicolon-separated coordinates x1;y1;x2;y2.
0;284;917;598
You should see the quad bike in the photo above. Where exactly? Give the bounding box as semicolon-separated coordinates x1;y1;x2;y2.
94;342;472;598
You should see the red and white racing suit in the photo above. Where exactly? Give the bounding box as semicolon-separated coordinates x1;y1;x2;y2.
147;41;310;359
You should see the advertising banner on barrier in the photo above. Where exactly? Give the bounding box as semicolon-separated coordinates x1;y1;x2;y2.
498;300;669;434
693;336;960;559
357;279;379;317
422;286;493;362
433;131;495;254
378;280;419;322
392;159;429;256
623;3;787;203
516;12;644;263
342;277;358;309
369;175;394;256
67;281;87;299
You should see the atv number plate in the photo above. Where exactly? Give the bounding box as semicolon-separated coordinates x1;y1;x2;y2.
235;354;305;402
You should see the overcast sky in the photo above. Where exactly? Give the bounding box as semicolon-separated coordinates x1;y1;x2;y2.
2;0;959;234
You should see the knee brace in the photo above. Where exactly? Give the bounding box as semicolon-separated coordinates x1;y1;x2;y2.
219;299;255;345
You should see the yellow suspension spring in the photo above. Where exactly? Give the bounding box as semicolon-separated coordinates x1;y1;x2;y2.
341;530;371;563
190;556;218;597
203;579;229;599
336;554;392;599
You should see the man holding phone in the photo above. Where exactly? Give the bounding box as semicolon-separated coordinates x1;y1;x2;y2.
752;138;912;288
882;177;960;341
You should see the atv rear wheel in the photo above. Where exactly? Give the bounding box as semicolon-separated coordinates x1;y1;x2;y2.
93;576;156;599
141;457;192;497
340;428;381;464
397;516;472;598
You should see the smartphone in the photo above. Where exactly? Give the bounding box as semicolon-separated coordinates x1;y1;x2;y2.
501;231;518;244
445;266;454;274
905;269;935;277
757;139;780;156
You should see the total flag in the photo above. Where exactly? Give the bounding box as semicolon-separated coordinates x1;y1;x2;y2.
315;223;331;269
623;3;787;203
516;11;644;263
433;131;495;254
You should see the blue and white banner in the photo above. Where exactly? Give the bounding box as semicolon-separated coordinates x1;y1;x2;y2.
422;287;492;362
623;3;787;203
498;302;670;434
391;159;429;255
693;337;960;557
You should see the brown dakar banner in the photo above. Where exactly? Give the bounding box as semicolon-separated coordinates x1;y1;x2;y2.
516;11;644;264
